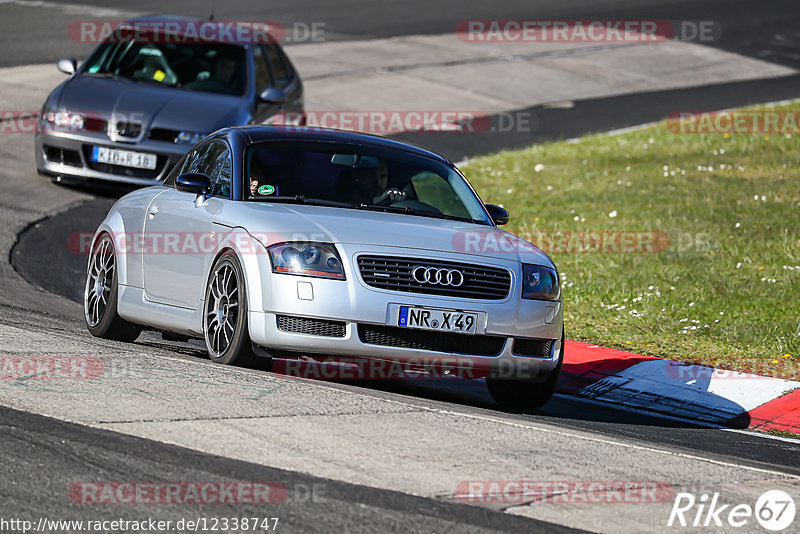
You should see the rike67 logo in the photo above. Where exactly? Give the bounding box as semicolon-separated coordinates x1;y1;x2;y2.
668;490;795;531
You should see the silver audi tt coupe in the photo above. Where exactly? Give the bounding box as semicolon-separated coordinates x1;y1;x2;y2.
84;126;564;408
36;17;304;186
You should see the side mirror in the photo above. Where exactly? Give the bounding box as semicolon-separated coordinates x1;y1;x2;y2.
175;173;211;195
485;204;509;226
258;87;288;104
57;58;77;75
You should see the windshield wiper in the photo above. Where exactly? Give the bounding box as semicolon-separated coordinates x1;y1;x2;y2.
258;195;352;208
83;72;136;82
356;203;416;215
356;203;486;224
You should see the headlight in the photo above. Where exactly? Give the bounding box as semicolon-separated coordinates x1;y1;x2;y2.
44;111;85;131
176;131;205;144
268;243;345;279
521;264;560;300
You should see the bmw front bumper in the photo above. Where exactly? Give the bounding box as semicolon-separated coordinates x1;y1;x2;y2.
35;129;188;186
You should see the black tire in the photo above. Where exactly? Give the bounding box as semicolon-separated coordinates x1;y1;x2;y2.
84;233;141;342
203;251;255;365
487;328;565;409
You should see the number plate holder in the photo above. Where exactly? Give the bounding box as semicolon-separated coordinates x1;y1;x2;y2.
92;146;157;170
396;305;480;335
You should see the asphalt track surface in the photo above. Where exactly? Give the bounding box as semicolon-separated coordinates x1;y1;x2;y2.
0;405;585;533
3;0;800;70
11;198;800;477
3;0;800;159
5;0;800;531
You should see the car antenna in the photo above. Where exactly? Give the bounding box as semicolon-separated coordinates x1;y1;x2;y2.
208;0;215;21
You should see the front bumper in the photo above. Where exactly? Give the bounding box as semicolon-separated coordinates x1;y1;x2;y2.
246;244;563;379
35;129;188;186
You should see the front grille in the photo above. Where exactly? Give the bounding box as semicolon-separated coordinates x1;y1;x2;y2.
277;315;346;337
512;338;554;358
43;145;82;167
358;255;511;300
81;145;166;179
358;324;506;356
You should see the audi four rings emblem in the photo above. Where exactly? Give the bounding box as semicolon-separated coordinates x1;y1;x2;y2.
412;266;465;287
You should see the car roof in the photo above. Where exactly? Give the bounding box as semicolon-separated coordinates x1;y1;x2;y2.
231;126;450;164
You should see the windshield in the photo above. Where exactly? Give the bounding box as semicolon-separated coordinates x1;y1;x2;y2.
244;142;491;225
81;41;247;96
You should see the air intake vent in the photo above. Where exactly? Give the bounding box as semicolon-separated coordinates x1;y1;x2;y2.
512;338;554;358
114;121;142;138
277;315;346;337
358;324;505;356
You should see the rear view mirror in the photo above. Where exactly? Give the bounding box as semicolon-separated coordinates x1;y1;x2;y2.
57;58;77;75
176;173;211;195
259;87;288;104
330;153;358;167
330;154;379;168
485;204;510;226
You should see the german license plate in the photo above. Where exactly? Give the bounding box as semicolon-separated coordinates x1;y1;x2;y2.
92;146;157;169
398;306;477;334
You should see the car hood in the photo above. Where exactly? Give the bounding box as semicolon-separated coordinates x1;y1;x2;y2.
57;75;246;133
220;203;553;267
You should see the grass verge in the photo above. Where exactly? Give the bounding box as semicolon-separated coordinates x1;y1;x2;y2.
462;103;799;380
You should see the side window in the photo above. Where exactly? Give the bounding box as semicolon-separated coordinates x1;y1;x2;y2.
163;144;205;187
183;141;223;175
253;45;273;91
264;44;291;88
209;148;232;198
169;141;230;198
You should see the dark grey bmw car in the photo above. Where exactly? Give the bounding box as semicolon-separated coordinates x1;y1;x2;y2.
36;16;304;186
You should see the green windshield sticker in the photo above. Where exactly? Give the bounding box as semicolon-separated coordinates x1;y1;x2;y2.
258;184;276;195
88;65;100;73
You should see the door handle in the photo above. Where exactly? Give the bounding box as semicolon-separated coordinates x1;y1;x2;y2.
148;206;159;218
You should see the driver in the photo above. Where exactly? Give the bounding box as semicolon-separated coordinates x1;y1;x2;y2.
248;157;270;198
212;54;237;86
187;49;241;94
354;161;405;205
